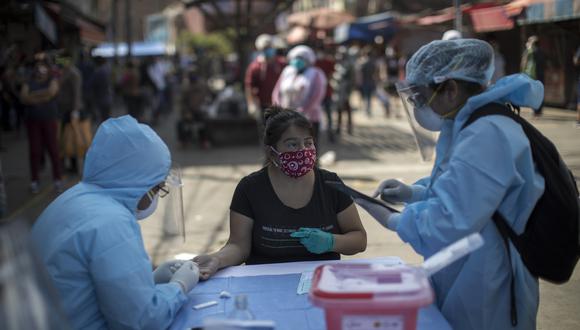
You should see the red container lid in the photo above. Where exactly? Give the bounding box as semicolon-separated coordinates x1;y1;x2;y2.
310;263;433;309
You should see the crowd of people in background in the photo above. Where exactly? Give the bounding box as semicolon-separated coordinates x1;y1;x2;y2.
0;45;180;209
244;33;409;147
1;29;579;217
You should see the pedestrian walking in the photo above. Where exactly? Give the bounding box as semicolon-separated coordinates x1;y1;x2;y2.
315;48;336;142
573;45;580;127
57;52;91;175
121;61;144;121
20;58;62;193
272;45;327;143
91;56;113;123
355;47;378;117
244;34;285;123
521;36;545;117
331;46;356;135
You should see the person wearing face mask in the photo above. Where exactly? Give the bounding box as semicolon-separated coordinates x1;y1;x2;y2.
244;34;286;123
20;59;62;194
30;115;199;329
354;39;545;330
193;106;366;279
520;35;545;118
272;45;327;143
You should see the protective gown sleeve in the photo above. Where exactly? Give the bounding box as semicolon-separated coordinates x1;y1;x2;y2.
396;118;521;256
89;219;187;330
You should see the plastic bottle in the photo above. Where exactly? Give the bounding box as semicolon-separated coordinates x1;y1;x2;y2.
227;294;255;320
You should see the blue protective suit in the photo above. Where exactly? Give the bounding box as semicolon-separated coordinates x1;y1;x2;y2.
395;74;545;330
31;116;187;329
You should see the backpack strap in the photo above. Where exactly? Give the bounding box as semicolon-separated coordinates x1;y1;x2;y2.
493;212;519;327
462;102;523;327
461;102;520;131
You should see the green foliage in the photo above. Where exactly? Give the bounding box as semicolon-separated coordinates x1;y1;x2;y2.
179;30;234;55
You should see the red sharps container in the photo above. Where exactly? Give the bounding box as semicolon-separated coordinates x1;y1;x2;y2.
310;263;434;330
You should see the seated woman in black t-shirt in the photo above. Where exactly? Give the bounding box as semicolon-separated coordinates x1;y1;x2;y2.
194;106;366;279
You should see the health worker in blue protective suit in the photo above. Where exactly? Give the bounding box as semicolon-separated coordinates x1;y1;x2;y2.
355;39;545;330
30;115;199;330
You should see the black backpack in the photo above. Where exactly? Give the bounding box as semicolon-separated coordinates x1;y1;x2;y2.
462;102;580;326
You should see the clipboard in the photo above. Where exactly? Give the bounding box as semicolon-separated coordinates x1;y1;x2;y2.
325;180;400;214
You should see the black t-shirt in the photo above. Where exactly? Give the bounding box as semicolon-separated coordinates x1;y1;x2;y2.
230;167;353;265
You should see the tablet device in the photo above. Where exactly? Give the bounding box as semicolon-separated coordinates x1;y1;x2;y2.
325;180;400;214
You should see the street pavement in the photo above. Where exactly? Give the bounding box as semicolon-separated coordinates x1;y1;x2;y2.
3;96;579;329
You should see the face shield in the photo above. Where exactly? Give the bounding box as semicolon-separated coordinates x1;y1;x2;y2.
396;81;437;162
158;167;186;242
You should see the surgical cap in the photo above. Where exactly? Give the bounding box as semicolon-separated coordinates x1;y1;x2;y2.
406;39;494;87
255;34;272;50
287;45;316;65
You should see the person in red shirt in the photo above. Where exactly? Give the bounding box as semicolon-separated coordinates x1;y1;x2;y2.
244;34;285;124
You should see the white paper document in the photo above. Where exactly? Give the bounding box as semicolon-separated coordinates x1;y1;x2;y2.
213;257;403;278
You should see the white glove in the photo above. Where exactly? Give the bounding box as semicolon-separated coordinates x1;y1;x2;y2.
170;261;200;293
353;198;400;231
153;259;184;284
372;179;413;203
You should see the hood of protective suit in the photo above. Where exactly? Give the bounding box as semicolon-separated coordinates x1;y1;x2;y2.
451;73;544;138
82;115;171;214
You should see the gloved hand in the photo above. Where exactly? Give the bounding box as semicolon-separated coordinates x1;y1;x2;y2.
290;228;334;254
153;259;184;284
193;255;220;280
169;261;200;293
372;179;413;203
353;198;400;231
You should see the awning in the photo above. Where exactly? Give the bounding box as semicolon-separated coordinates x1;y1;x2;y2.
416;7;456;25
469;6;514;32
287;8;355;30
334;12;397;44
518;0;580;24
76;19;106;44
92;41;173;57
414;3;502;26
44;2;105;45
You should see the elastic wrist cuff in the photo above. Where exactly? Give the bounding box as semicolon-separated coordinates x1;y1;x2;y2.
328;233;335;252
409;185;427;202
171;280;186;293
387;213;401;231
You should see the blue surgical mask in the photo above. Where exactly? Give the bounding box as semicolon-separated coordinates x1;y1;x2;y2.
136;192;159;220
414;105;444;132
264;48;276;59
290;58;306;71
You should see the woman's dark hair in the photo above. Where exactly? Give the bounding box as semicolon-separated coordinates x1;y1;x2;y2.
262;106;313;164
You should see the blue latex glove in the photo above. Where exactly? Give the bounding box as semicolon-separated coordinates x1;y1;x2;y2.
290;227;334;254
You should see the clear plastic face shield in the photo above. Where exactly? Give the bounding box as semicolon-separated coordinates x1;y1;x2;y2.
158;167;186;242
395;81;438;161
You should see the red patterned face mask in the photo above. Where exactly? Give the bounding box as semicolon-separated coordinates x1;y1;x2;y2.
271;147;317;178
